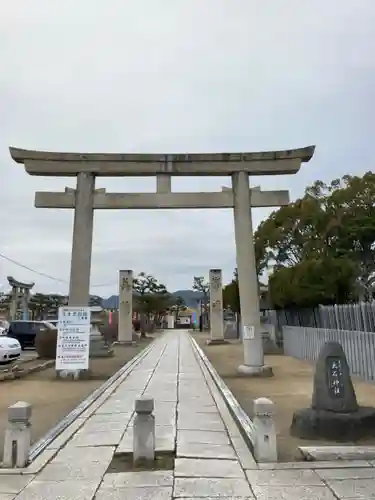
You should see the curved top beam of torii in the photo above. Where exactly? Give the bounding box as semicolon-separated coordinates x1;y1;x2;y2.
7;276;35;289
9;145;315;177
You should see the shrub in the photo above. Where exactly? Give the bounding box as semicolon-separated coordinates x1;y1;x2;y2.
35;326;58;359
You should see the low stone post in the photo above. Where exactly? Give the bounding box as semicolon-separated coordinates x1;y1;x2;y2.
3;401;32;468
133;397;155;464
253;397;277;462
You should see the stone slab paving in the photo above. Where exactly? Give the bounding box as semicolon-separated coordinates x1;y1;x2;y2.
4;330;375;499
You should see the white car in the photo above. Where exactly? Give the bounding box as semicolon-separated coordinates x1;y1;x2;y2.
0;337;21;364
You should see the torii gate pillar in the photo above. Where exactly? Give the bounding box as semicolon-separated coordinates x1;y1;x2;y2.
232;172;272;376
68;173;95;306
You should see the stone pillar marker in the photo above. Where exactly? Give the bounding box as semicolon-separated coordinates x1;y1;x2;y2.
232;172;272;377
3;401;32;468
118;270;133;344
253;397;278;462
68;172;95;307
291;341;375;440
133;397;155;464
207;269;227;345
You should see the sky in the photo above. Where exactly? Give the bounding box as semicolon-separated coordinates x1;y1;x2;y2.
0;0;374;298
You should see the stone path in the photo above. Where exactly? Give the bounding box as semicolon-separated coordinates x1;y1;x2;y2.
1;330;375;499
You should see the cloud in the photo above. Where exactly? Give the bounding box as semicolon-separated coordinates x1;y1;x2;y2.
0;0;374;297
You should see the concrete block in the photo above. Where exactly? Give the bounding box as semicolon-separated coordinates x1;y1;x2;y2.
173;477;252;498
14;479;101;500
133;398;155;462
174;458;245;478
7;402;32;423
100;470;173;488
253;397;277;463
95;485;172;500
135;397;154;414
177;441;236;459
3;402;32;468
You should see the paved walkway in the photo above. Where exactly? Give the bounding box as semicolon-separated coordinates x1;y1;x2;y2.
2;330;375;499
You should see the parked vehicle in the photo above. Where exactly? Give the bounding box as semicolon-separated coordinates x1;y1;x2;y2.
0;336;21;363
6;321;56;349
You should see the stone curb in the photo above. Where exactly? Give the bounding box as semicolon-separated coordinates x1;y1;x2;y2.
27;338;157;462
189;335;256;452
0;338;157;474
190;335;375;469
0;360;55;381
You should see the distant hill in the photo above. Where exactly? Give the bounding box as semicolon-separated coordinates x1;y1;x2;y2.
172;290;204;308
102;289;204;309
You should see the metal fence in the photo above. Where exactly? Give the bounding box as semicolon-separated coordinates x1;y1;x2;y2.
263;308;321;330
283;326;375;382
264;302;375;333
319;303;375;332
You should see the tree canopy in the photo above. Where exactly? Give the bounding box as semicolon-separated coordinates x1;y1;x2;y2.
192;276;210;328
192;276;209;296
132;272;171;333
169;295;187;319
222;269;240;313
254;172;375;308
29;293;66;319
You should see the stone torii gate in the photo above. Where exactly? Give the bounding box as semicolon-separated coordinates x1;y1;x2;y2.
7;276;35;321
9;145;315;376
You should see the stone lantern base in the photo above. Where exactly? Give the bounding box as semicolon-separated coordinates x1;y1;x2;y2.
89;306;114;358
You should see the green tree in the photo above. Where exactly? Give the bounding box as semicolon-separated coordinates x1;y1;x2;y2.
89;295;103;307
0;292;10;316
255;172;375;307
222;269;240;313
170;295;187;321
269;257;357;308
29;293;66;319
307;172;375;299
133;272;170;336
0;292;10;305
144;290;172;327
192;276;209;328
222;268;268;313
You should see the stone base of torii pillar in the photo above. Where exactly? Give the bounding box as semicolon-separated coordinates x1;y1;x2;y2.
237;364;273;377
206;338;228;345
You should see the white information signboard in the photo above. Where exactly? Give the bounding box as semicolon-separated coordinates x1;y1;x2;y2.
55;307;91;371
178;317;191;325
243;325;255;340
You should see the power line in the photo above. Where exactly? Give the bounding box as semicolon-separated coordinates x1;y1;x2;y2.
0;252;116;288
